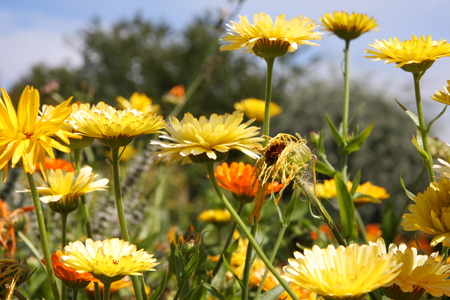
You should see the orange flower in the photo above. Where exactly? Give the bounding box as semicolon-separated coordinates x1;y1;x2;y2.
214;162;282;203
40;157;74;172
45;250;98;290
366;223;383;242
85;276;132;298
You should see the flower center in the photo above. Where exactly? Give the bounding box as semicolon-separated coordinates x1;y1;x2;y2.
265;141;286;165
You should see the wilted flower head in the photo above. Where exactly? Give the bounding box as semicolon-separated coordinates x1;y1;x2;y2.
234;98;282;121
70;105;165;148
282;239;401;300
365;35;450;73
0;259;34;298
62;238;159;282
151;111;263;165
116;92;160;114
220;12;322;59
402;178;450;247
431;80;450;104
0;86;79;181
320;11;378;41
383;243;450;300
214;162;282;204
251;133;313;221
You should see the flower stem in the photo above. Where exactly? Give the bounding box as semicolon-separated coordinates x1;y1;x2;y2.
61;213;68;300
26;172;60;300
205;163;300;300
342;40;350;144
263;57;276;145
110;146;145;300
102;282;111;300
242;223;258;300
72;289;79;300
413;72;436;182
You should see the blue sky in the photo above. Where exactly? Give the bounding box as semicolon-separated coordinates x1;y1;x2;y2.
1;0;450;135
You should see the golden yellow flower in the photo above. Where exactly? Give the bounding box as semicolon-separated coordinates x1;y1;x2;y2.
320;11;378;41
116;92;160;114
151;111;263;165
431;80;450;104
365;35;450;73
0;86;79;181
383;243;450;299
282;239;401;299
70;105;165;148
62;238;159;280
220;13;322;58
25;165;109;214
197;209;231;224
402;178;450;247
315;179;389;204
234;98;282;121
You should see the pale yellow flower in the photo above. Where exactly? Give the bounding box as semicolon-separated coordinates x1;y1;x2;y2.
0;86;79;181
365;35;450;72
70;105;165;147
197;209;231;224
320;11;378;41
383;243;450;299
282;239;401;299
62;238;159;279
433;157;450;178
431;80;450;104
402;178;450;247
220;13;322;58
116;92;160;114
234;98;282;121
151;111;263;165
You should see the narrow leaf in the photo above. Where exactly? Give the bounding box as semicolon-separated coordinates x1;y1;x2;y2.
334;173;357;240
325;114;344;147
259;284;285;300
395;99;419;126
343;123;374;155
149;269;169;300
202;283;227;300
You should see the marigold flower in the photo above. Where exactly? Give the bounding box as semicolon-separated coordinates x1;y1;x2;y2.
365;35;450;73
220;12;322;58
402;178;450;247
163;84;185;105
383;243;450;299
116;92;160;114
282;239;401;299
234;98;282;121
45;250;98;290
70;105;165;148
151;111;263;165
214;162;282;204
320;11;378;41
365;223;383;242
431;80;450;104
62;238;159;280
85;276;132;297
315;179;390;204
24;165;109;214
0;86;79;181
197;209;231;224
40;157;74;172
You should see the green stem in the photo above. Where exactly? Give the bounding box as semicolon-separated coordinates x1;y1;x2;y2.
26;172;60;300
102;282;111;300
212;203;244;276
242;223;258;300
110;146;145;300
205;163;300;300
355;210;368;244
173;279;187;300
341;40;351;182
61;213;68;300
263;57;275;145
413;72;436;183
72;289;79;300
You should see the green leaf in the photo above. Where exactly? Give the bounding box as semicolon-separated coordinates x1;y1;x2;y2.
334;173;357;240
182;247;203;279
412;135;430;161
381;201;397;246
343;123;374;155
202;283;227;300
350;171;361;194
353;192;382;204
222;254;244;289
325;114;344;147
149;269;169;300
182;282;205;300
427;103;448;132
395;99;419;127
399;172;416;201
314;160;336;177
259;284;285;300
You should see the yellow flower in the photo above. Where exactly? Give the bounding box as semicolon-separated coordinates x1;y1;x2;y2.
26;165;109;214
365;35;450;73
220;13;322;58
433;157;450;178
383;243;450;299
151;111;263;165
70;105;165;148
282;239;401;299
402;178;450;247
431;80;450;104
0;86;79;181
62;238;159;281
315;179;390;204
234;98;282;121
116;92;160;114
197;209;231;224
320;11;378;41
